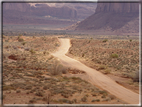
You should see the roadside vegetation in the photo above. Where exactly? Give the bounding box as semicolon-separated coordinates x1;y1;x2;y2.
3;35;125;104
67;38;139;91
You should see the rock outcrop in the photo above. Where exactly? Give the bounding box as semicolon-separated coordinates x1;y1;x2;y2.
3;3;31;12
3;3;77;24
95;3;139;13
74;2;139;34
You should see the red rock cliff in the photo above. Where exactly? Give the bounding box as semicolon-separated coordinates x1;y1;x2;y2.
95;3;139;13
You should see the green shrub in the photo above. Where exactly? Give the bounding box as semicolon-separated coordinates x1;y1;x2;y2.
99;90;107;95
3;85;15;90
104;69;111;74
95;99;100;102
91;99;96;102
30;49;36;54
55;43;59;47
18;38;24;42
110;53;119;58
92;99;100;102
99;65;107;70
130;39;132;42
58;98;70;103
103;39;108;42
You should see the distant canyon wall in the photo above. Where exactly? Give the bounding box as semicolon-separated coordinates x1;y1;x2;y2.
3;3;77;24
95;3;139;13
74;2;139;34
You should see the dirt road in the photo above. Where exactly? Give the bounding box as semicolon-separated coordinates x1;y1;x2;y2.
51;38;139;104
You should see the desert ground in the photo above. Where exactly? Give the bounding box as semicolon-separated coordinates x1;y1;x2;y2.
67;37;140;92
3;35;139;105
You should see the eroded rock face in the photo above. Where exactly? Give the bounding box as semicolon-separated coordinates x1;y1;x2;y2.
3;3;31;12
95;3;139;13
3;3;77;24
75;2;139;34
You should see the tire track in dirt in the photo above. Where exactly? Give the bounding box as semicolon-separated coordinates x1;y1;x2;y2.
51;38;139;104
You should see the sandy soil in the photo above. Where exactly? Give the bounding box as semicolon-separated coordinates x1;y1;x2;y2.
51;38;139;104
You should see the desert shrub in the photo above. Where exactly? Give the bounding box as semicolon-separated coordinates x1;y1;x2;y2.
16;90;21;93
108;95;115;100
82;53;85;57
22;42;26;45
35;91;44;97
18;38;24;42
95;99;100;102
42;93;52;104
92;98;100;102
99;90;108;95
81;96;87;102
61;93;69;98
48;55;54;60
43;51;49;55
3;85;15;90
8;54;18;60
5;40;9;42
91;99;96;102
61;67;68;74
103;69;111;74
29;49;36;54
133;71;140;82
110;53;119;58
43;86;48;90
29;99;36;103
55;43;59;47
98;65;107;70
26;91;30;94
103;39;108;42
18;34;23;37
130;39;132;42
92;93;97;96
25;85;32;90
58;98;70;103
73;99;77;103
51;62;67;75
42;96;48;101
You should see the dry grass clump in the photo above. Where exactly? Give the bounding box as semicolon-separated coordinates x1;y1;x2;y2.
3;85;16;91
81;96;87;102
35;91;44;97
110;53;119;58
133;71;140;82
50;61;67;76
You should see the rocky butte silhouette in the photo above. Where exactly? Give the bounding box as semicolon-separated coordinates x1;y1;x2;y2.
3;3;96;24
74;2;139;34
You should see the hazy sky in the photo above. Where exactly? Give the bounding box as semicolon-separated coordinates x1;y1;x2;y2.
0;0;140;1
0;0;140;2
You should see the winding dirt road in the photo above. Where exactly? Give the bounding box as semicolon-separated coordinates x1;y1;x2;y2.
52;38;139;104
